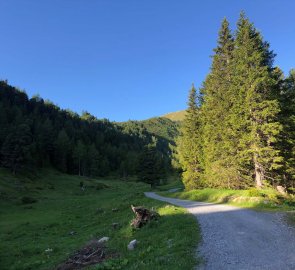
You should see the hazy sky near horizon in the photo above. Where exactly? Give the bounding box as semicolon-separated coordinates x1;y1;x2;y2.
0;1;294;121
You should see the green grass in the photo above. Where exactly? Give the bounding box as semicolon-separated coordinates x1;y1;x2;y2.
155;177;184;192
0;169;200;270
160;187;295;211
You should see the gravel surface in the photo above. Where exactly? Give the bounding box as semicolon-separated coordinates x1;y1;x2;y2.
145;192;295;270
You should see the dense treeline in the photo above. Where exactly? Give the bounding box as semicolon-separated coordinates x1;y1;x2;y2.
178;13;295;190
0;81;178;182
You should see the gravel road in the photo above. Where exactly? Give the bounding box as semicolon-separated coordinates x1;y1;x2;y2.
145;192;295;270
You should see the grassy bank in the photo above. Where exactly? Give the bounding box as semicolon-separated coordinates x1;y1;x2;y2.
0;169;200;270
160;187;295;211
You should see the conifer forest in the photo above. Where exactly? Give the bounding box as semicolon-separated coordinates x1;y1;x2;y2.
177;13;295;190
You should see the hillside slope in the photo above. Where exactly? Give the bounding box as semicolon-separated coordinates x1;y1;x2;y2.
0;169;200;269
0;81;177;177
162;110;186;122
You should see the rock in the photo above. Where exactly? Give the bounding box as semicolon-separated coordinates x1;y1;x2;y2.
127;239;138;250
68;231;77;236
98;237;109;243
276;185;286;195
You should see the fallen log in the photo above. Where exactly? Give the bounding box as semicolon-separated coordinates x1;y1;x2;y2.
130;205;159;228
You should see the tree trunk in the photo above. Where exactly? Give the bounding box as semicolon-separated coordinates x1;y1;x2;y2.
78;158;81;176
254;153;263;188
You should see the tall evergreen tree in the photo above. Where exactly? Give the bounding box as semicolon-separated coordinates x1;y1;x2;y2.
230;12;283;188
73;140;87;176
200;18;237;188
177;85;203;189
137;143;164;188
54;129;71;173
278;69;295;186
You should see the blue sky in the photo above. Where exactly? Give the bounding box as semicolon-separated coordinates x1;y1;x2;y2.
0;1;294;121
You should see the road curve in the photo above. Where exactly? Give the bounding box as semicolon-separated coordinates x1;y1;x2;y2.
145;192;295;270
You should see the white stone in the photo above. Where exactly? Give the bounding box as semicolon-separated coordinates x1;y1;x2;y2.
98;237;109;243
127;239;138;250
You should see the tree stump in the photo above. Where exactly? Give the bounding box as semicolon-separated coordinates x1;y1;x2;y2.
130;205;159;228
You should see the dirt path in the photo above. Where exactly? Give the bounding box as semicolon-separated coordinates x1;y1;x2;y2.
145;192;295;270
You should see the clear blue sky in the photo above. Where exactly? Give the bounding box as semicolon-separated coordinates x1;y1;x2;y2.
0;1;294;121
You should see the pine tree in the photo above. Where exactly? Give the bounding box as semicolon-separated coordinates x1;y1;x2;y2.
85;143;99;176
54;129;71;173
278;69;295;186
137;144;163;188
200;18;238;188
37;118;55;166
73;140;87;176
230;12;283;188
177;85;203;189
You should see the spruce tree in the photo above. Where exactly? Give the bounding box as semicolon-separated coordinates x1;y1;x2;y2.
87;143;101;176
278;69;295;186
230;12;283;188
200;18;237;188
137;144;163;188
73;140;86;176
55;129;71;173
177;85;203;189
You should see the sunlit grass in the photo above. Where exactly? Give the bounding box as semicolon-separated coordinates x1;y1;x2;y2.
160;187;295;211
0;169;200;270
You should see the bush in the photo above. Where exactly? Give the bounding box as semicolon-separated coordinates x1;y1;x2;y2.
21;196;37;204
247;188;261;197
287;187;295;194
283;199;295;207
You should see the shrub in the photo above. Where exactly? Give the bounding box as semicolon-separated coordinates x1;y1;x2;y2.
247;188;261;197
287;187;295;194
284;199;295;207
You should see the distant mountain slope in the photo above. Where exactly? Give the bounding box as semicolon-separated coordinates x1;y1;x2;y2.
140;117;179;142
119;117;179;143
162;110;186;122
0;81;175;177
